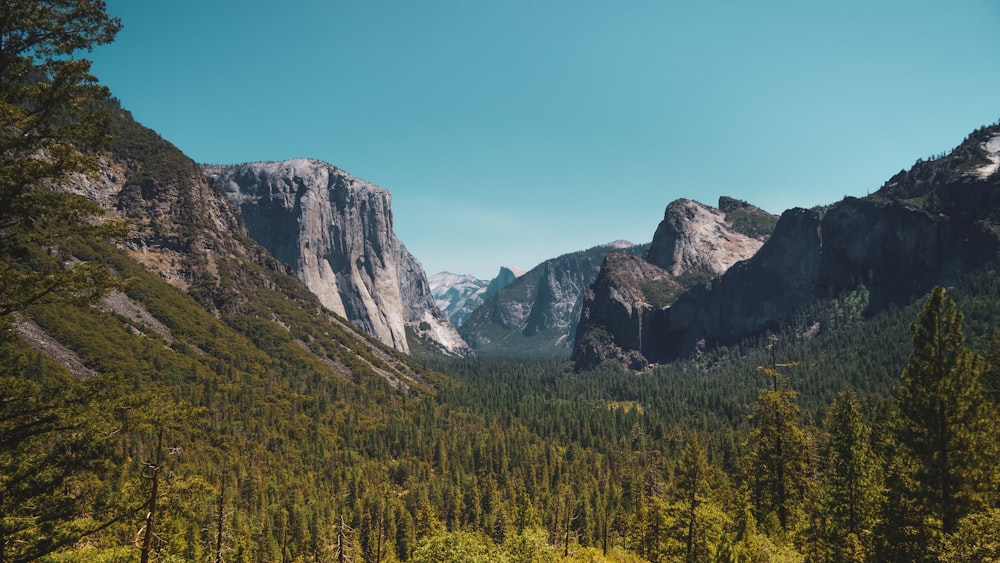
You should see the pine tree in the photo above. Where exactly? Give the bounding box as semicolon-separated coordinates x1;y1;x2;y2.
745;345;809;535
890;287;995;548
671;433;729;562
0;4;124;559
817;388;881;561
982;329;1000;406
0;366;125;563
0;1;126;331
677;434;709;562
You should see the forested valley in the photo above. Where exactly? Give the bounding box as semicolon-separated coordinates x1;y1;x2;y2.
7;254;1000;561
5;2;1000;562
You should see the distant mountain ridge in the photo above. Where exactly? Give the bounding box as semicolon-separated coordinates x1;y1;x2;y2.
459;241;644;357
430;266;523;328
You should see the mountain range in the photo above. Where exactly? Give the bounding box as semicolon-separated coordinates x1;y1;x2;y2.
14;75;1000;563
572;124;1000;369
458;240;644;357
428;266;524;328
45;103;442;389
29;89;997;380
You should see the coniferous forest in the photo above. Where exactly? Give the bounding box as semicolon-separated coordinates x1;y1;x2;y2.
4;2;1000;562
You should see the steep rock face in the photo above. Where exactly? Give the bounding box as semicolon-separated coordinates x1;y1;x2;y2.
204;159;469;356
652;207;824;359
573;253;679;370
573;198;772;369
645;199;768;276
460;242;641;356
484;266;524;299
654;125;1000;359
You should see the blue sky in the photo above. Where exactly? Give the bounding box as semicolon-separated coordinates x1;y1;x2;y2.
90;1;1000;279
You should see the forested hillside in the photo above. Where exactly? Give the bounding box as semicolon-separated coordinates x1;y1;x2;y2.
5;2;1000;562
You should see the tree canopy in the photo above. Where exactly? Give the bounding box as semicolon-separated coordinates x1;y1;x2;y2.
0;0;124;330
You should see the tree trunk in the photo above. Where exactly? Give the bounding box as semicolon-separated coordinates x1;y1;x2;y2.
140;429;163;563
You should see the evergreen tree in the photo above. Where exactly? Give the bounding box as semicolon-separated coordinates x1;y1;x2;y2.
816;388;882;561
745;348;809;536
0;364;125;563
675;434;711;562
890;287;995;551
0;3;125;560
982;329;1000;405
0;0;125;330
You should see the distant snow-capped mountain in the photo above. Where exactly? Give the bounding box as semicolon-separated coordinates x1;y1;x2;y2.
430;266;523;328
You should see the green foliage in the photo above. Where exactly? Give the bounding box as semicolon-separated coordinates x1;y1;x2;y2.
812;388;882;561
0;3;129;559
724;208;779;240
892;286;996;540
410;530;500;562
744;360;810;535
6;250;1000;563
0;358;129;563
0;0;126;330
940;508;1000;562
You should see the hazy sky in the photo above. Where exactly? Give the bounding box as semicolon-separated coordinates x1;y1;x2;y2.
90;1;1000;279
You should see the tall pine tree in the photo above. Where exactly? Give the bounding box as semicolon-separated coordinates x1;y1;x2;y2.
816;388;881;562
0;3;124;561
745;347;809;536
889;286;995;553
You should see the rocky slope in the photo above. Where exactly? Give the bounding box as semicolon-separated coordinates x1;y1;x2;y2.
87;106;278;312
572;253;680;370
645;198;769;276
459;241;642;357
573;198;774;369
484;265;525;298
204;159;469;356
45;104;436;389
430;266;523;328
576;123;1000;367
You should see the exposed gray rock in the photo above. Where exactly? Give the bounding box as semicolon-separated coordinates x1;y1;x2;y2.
644;125;1000;360
484;266;525;299
430;266;523;328
573;198;774;370
656;194;1000;359
460;242;641;357
645;198;766;276
205;159;470;356
573;253;679;370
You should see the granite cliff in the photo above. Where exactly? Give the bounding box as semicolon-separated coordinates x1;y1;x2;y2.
575;124;1000;368
204;160;469;356
573;198;774;369
46;105;435;389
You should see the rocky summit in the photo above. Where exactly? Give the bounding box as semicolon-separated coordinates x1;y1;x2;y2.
573;197;776;370
574;124;1000;368
204;159;469;357
645;198;770;276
